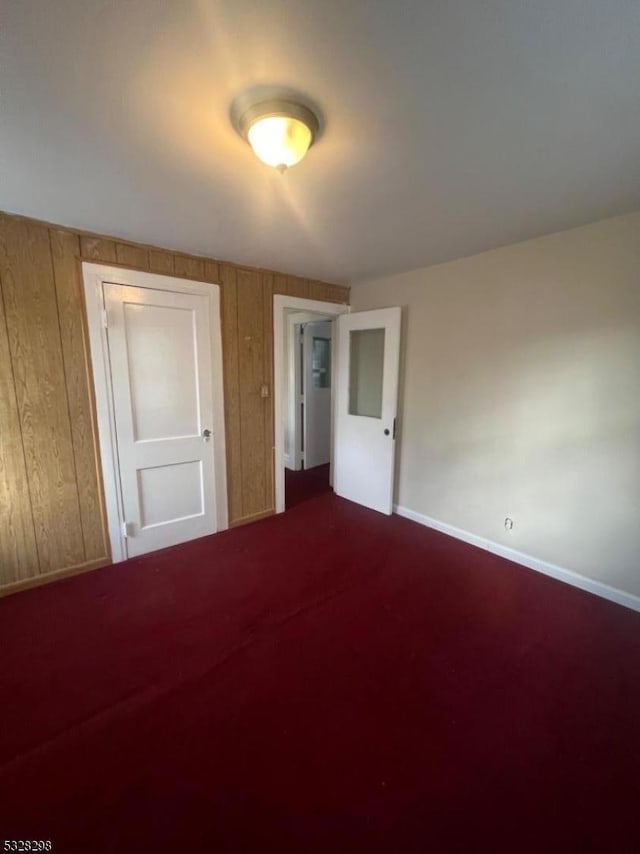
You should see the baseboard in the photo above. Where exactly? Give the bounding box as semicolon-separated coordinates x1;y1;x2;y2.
0;557;112;598
394;504;640;614
229;508;275;529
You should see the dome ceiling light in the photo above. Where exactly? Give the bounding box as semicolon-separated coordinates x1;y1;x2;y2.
237;98;319;172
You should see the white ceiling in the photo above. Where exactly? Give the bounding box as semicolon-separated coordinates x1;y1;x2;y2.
2;0;639;283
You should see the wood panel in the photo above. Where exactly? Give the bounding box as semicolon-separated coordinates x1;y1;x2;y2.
273;274;348;304
220;263;243;523
174;255;205;280
236;268;268;517
79;236;117;263
262;274;275;511
307;280;324;302
148;249;174;275
116;242;148;269
273;273;288;296
0;209;349;592
203;260;220;283
309;280;348;303
0;217;85;572
50;229;109;562
287;275;310;299
327;283;348;302
0;281;39;583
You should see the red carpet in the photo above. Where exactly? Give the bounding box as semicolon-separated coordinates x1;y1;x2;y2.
285;462;331;508
1;489;639;853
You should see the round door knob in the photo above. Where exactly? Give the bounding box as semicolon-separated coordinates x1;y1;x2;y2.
384;428;390;436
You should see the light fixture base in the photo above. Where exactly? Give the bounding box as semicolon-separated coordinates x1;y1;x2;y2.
237;99;319;145
233;96;321;169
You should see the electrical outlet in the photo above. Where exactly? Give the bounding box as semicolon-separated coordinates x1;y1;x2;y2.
504;517;514;531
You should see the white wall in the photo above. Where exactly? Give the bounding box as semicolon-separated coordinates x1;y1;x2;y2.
351;212;640;598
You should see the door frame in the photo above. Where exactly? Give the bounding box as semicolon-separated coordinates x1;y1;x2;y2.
82;263;228;562
273;294;349;514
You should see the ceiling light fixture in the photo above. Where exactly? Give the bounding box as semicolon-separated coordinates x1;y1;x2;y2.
237;99;319;172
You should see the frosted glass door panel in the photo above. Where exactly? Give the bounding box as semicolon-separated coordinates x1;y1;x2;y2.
124;303;199;441
348;328;385;418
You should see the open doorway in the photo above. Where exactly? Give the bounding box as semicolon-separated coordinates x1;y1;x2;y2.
285;313;333;508
274;295;349;515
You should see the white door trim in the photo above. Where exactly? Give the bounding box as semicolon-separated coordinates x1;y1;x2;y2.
82;262;228;562
274;295;349;514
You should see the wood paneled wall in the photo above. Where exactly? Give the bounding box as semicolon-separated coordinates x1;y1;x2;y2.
0;211;349;594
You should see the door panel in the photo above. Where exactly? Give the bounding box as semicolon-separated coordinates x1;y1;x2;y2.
334;307;401;515
124;302;200;441
303;320;332;469
104;283;217;557
137;461;203;528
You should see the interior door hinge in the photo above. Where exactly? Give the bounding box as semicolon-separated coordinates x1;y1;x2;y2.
101;309;108;330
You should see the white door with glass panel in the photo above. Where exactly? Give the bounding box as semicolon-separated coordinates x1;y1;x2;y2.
104;283;219;558
334;308;401;514
303;320;332;469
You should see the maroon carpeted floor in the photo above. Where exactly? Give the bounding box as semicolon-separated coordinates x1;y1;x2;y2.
1;488;639;853
285;462;331;508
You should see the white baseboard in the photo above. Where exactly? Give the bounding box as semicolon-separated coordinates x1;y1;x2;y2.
394;504;640;614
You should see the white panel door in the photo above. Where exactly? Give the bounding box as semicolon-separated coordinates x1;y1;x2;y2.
334;307;401;514
303;320;332;469
104;283;217;557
